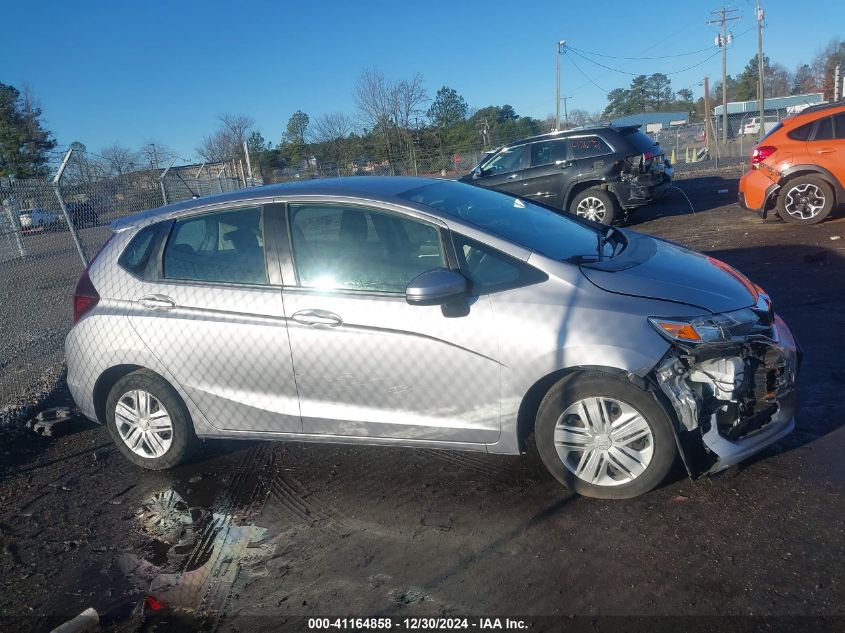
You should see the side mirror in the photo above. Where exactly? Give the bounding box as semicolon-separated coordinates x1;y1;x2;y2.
471;166;483;180
405;268;467;306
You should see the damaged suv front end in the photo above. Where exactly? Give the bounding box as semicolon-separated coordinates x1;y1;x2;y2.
651;293;800;477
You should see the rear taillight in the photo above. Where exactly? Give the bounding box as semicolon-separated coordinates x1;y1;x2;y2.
73;270;100;324
751;145;776;167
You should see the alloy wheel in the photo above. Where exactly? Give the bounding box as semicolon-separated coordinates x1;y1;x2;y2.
115;390;174;458
784;183;826;221
575;196;607;222
554;396;654;486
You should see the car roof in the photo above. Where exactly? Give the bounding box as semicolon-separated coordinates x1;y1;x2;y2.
792;101;845;119
110;176;457;232
498;124;638;149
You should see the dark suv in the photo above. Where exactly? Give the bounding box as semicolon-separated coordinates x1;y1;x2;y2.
461;125;671;224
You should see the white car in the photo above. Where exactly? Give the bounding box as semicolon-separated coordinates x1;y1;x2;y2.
19;208;59;231
742;116;779;136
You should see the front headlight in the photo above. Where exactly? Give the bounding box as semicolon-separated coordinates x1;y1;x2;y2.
649;308;761;343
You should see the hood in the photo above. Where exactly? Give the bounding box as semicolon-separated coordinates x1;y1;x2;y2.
580;231;758;314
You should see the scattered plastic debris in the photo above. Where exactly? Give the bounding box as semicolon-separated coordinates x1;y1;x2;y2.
49;607;98;633
28;407;73;437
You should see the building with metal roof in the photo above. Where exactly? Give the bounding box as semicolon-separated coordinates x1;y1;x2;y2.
713;92;824;115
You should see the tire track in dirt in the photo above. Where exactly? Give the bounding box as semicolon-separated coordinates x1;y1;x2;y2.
417;448;513;480
267;465;348;539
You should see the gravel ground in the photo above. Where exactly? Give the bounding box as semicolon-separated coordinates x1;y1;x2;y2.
1;171;844;632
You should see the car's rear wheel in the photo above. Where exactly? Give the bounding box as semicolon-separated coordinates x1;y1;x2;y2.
570;188;618;225
534;373;676;499
777;176;835;225
106;369;198;470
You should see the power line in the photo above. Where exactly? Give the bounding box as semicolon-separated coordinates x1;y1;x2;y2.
567;44;713;60
567;43;733;78
563;51;610;93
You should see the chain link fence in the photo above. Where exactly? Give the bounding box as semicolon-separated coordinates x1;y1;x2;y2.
648;109;797;166
263;149;490;184
0;151;261;426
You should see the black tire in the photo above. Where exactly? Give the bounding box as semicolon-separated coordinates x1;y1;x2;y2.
106;369;198;470
534;372;676;499
569;188;618;225
776;176;835;225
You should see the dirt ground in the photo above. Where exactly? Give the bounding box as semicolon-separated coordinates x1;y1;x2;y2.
1;168;844;632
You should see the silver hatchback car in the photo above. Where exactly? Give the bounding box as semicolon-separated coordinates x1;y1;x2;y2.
65;177;799;499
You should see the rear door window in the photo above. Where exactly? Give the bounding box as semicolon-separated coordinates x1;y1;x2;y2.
530;140;569;167
163;206;268;285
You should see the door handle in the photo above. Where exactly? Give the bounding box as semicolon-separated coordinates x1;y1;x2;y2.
816;148;836;154
291;309;343;327
507;173;520;180
139;294;175;310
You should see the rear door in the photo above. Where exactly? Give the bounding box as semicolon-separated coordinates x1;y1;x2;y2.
474;145;528;195
521;139;573;207
567;134;616;188
806;113;842;175
127;203;302;434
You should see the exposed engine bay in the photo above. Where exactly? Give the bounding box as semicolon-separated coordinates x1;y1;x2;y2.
653;316;800;477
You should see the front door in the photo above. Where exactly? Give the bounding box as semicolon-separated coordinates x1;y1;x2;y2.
281;201;501;443
128;204;302;434
475;145;528;196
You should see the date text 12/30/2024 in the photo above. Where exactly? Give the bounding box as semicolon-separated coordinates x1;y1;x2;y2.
307;618;529;630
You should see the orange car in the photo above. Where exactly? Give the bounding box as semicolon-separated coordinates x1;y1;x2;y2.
739;102;845;224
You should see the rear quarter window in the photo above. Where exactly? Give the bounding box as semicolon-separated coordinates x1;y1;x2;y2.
569;136;612;159
617;129;657;154
118;225;159;277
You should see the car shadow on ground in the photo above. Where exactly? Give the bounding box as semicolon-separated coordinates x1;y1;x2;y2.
625;176;741;225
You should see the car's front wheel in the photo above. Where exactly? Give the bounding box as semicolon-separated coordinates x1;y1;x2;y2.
106;369;198;470
569;188;618;225
777;176;835;225
534;373;676;499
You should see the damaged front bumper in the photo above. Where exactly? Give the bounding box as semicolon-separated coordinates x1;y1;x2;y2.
654;314;800;478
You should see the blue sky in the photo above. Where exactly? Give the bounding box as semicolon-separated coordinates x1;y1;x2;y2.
2;0;842;161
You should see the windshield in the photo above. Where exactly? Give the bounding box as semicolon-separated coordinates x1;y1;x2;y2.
398;180;616;261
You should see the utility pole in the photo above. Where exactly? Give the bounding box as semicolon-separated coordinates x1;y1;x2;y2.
703;76;712;150
561;96;570;129
556;40;566;131
709;7;740;143
757;0;766;140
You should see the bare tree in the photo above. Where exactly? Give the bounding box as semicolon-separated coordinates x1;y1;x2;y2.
140;141;176;170
312;112;355;170
389;73;428;130
353;68;391;133
100;144;139;176
196;114;255;163
353;68;428;166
